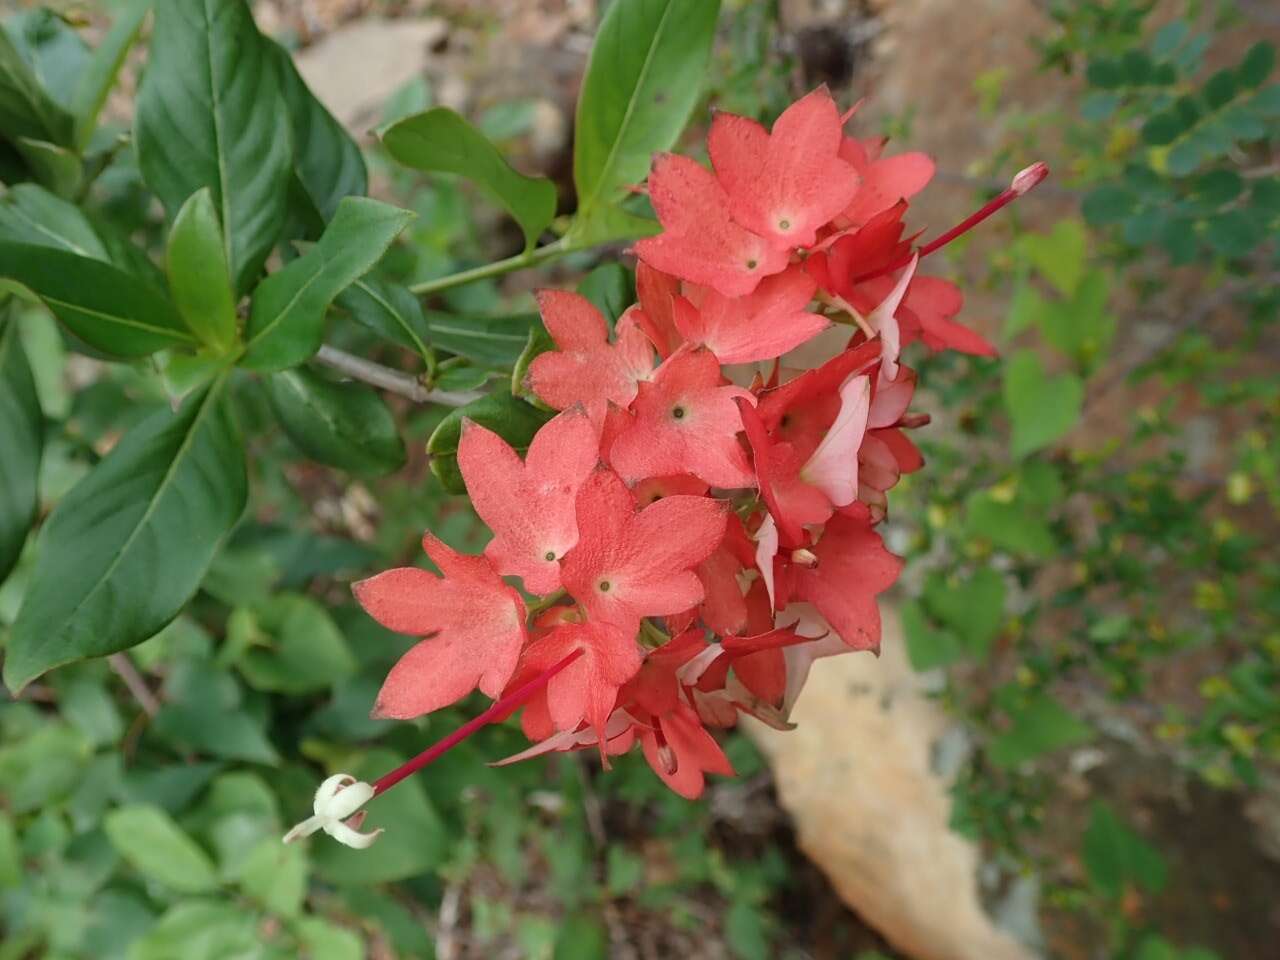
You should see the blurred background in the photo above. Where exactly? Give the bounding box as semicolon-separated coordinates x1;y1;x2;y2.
0;1;1278;958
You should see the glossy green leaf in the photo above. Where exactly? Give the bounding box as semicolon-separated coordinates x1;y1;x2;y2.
576;261;634;327
1002;350;1083;459
312;749;446;885
104;805;219;893
266;38;367;225
0;241;194;356
0;311;42;584
1082;801;1167;899
0;182;108;259
1239;41;1276;88
242;197;413;370
70;0;152;149
167;189;239;351
0;23;75;145
427;391;551;493
425;310;540;367
13;135;81;195
4;378;247;692
267;367;406;476
382;107;556;252
336;275;433;367
135;0;292;294
570;0;720;240
989;694;1091;768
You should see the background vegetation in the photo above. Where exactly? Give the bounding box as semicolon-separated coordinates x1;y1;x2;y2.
0;1;1276;958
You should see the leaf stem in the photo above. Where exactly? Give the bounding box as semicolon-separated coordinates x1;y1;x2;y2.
315;345;481;406
108;653;159;718
407;238;572;297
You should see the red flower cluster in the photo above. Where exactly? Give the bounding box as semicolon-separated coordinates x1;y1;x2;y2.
349;89;1046;806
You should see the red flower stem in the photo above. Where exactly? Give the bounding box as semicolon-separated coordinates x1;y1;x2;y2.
370;648;584;796
855;161;1049;284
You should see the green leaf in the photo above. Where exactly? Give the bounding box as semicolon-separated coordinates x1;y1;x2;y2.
152;703;279;765
964;491;1056;558
242;197;413;370
0;23;75;145
989;694;1091;768
1036;269;1115;370
267;366;406;476
135;0;292;294
1239;41;1276;88
1082;801;1167;899
0;312;42;584
166;188;239;351
312;749;446;885
0;182;108;259
576;262;634;327
922;567;1005;658
104;805;219;893
4;378;247;692
552;912;610;960
425;310;540;367
237;838;308;917
0;241;193;357
1081;184;1136;226
130;901;259;960
901;599;965;671
336;275;433;366
1021;220;1087;296
1002;350;1083;459
0;722;89;812
266;38;367;224
234;594;357;693
382;107;556;252
296;919;363;960
12;135;81;195
69;0;151;150
571;0;721;240
426;391;551;493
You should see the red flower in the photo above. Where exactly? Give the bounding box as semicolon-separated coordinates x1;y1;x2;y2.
672;264;828;364
709;87;858;250
560;468;727;638
457;408;598;595
527;290;653;423
353;534;527;719
632;153;788;298
610;347;756;489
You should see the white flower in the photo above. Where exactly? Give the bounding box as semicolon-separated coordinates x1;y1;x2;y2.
282;773;382;849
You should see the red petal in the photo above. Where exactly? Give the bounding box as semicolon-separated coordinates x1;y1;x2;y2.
793;512;901;651
675;266;829;364
841;151;935;226
633;153;788;297
611;348;756;489
459;409;599;596
718;88;859;250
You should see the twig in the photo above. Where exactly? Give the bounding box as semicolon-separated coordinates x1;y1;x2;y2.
108;653;160;718
435;881;462;960
315;345;482;406
408;238;571;297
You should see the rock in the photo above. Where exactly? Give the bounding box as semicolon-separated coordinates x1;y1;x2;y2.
293;17;447;132
746;609;1035;960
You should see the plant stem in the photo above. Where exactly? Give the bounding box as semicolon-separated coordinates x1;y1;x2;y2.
407;238;572;297
108;653;159;718
315;345;482;406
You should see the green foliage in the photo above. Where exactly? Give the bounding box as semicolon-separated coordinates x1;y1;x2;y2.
0;309;41;582
134;0;292;294
266;367;406;476
382;107;558;253
166;188;239;352
570;0;721;244
4;379;247;692
1081;801;1167;900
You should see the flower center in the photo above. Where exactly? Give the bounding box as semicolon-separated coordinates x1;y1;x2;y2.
544;550;556;561
598;579;612;593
